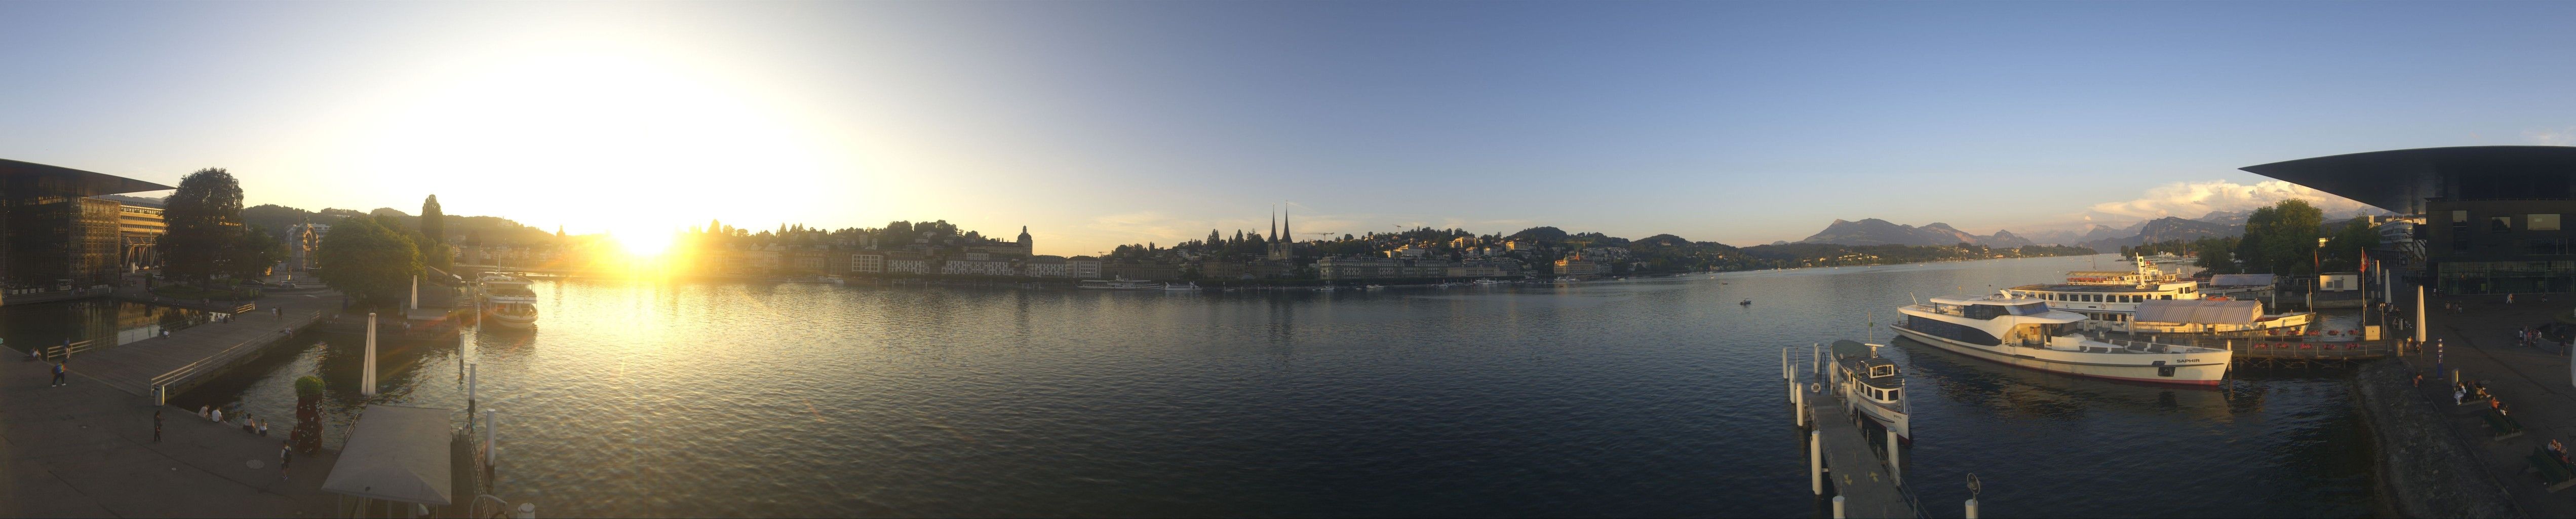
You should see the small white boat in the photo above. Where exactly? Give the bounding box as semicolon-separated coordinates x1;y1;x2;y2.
1830;340;1909;440
1163;282;1203;292
1473;279;1500;286
1363;284;1385;290
1315;285;1339;292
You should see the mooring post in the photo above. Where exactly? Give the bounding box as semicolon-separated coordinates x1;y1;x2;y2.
1887;427;1901;486
484;409;498;467
1965;499;1979;518
1793;379;1806;428
1810;430;1824;495
469;363;478;407
362;312;377;396
1831;495;1845;518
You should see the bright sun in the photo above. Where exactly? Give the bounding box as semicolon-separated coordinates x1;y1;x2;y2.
618;231;675;258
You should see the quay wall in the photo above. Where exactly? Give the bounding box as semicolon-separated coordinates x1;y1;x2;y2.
2351;359;2519;518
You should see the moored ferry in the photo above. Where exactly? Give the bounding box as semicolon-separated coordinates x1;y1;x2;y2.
1891;293;2230;385
1829;340;1908;440
477;274;539;329
2003;256;2311;334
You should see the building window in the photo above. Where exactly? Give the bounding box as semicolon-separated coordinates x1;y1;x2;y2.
2525;239;2571;255
2533;214;2562;232
2492;216;2513;232
2454;210;2471;232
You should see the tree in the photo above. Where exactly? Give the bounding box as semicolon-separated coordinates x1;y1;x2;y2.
2193;237;2241;274
417;195;451;271
419;195;445;245
231;225;287;280
2319;216;2382;272
162;168;245;285
315;216;421;306
2237;199;2324;277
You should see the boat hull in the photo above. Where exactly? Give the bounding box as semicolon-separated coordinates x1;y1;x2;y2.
1889;325;2227;386
487;315;536;329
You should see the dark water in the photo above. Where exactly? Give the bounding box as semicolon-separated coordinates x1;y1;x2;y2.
0;298;205;352
178;254;2370;517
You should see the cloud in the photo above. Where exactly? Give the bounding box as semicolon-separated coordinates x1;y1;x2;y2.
2527;127;2576;145
2086;179;2372;220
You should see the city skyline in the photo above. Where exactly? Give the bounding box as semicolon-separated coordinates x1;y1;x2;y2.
7;2;2569;255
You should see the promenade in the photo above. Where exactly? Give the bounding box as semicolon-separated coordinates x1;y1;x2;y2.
0;353;340;517
2385;286;2576;516
73;285;346;398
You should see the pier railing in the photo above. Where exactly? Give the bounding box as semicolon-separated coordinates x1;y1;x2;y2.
149;310;326;405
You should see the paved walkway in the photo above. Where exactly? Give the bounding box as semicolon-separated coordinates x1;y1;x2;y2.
66;287;345;397
2390;286;2576;516
0;356;340;517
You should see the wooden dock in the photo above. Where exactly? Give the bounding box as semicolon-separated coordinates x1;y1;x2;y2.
1799;374;1919;518
60;289;346;399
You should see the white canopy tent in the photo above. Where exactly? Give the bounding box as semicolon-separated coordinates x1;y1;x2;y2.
322;404;454;517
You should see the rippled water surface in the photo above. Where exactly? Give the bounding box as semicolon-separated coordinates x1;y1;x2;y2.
186;254;2370;517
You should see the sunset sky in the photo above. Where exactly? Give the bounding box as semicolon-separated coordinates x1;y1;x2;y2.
7;2;2574;255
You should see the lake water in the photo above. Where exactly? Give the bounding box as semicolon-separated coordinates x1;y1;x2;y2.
180;254;2371;517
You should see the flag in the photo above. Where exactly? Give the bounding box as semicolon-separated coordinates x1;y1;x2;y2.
2360;249;2368;273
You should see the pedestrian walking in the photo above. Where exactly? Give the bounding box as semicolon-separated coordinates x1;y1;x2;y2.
152;411;163;443
279;440;292;480
50;362;65;387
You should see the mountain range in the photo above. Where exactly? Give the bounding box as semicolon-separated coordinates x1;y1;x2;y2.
1797;219;2034;247
1801;216;2244;251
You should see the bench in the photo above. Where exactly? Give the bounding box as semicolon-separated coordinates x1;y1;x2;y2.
2485;410;2526;440
2527;449;2576;492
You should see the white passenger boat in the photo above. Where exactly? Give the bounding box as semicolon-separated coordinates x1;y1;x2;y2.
477;274;538;329
1891;293;2230;385
1829;340;1909;440
2003;255;2311;334
1077;279;1166;290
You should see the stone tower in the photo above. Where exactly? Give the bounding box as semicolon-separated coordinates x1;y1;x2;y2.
1018;226;1033;255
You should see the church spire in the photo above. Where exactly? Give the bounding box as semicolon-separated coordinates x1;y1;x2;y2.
1270;205;1278;243
1281;202;1291;244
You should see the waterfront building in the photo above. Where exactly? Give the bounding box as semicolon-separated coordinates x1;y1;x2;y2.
113;199;164;271
849;252;885;274
791;248;828;274
1267;205;1299;261
1067;255;1103;279
1026;255;1070;277
2241;146;2576;294
1554;255;1606;276
1447;262;1505;278
2;159;172;296
1018;226;1034;256
1102;261;1178;281
884;251;929;275
941;256;1017;276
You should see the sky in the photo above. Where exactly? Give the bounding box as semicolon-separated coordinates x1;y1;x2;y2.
5;2;2575;255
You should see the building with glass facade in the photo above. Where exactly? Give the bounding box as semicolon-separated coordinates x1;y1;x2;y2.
1;159;173;302
2240;146;2576;294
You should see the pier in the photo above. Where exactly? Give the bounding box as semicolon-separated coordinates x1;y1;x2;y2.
1789;351;1919;519
62;286;346;400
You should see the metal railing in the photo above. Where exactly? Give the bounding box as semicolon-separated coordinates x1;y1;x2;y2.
150;310;325;405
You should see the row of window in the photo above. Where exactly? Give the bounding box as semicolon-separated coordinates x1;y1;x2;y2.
2024;291;2174;303
1905;316;2001;346
2451;211;2565;232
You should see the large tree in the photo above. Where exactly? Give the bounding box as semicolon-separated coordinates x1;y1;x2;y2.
232;225;287;281
315;216;421;306
162;168;245;284
2319;216;2382;272
419;195;444;245
417;195;451;270
2237;199;2325;277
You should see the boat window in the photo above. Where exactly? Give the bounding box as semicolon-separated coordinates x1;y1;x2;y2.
2161;295;2174;300
1886;389;1900;400
2006;303;2050;315
1871;365;1893;377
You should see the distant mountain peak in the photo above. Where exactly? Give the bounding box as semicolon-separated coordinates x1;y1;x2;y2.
1800;218;2027;247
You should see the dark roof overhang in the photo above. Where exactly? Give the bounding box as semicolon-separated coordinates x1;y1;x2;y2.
2238;145;2576;213
0;159;176;198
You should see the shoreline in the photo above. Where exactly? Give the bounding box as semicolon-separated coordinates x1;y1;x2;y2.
2351;358;2520;517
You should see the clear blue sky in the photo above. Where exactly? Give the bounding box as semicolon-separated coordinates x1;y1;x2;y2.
5;2;2573;254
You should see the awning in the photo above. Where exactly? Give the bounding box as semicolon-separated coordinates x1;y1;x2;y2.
2133;299;2264;326
321;405;454;506
2208;274;2275;286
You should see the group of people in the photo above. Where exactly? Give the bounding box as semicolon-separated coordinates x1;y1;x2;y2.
2455;380;2495;405
195;404;271;436
2550;439;2571;467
